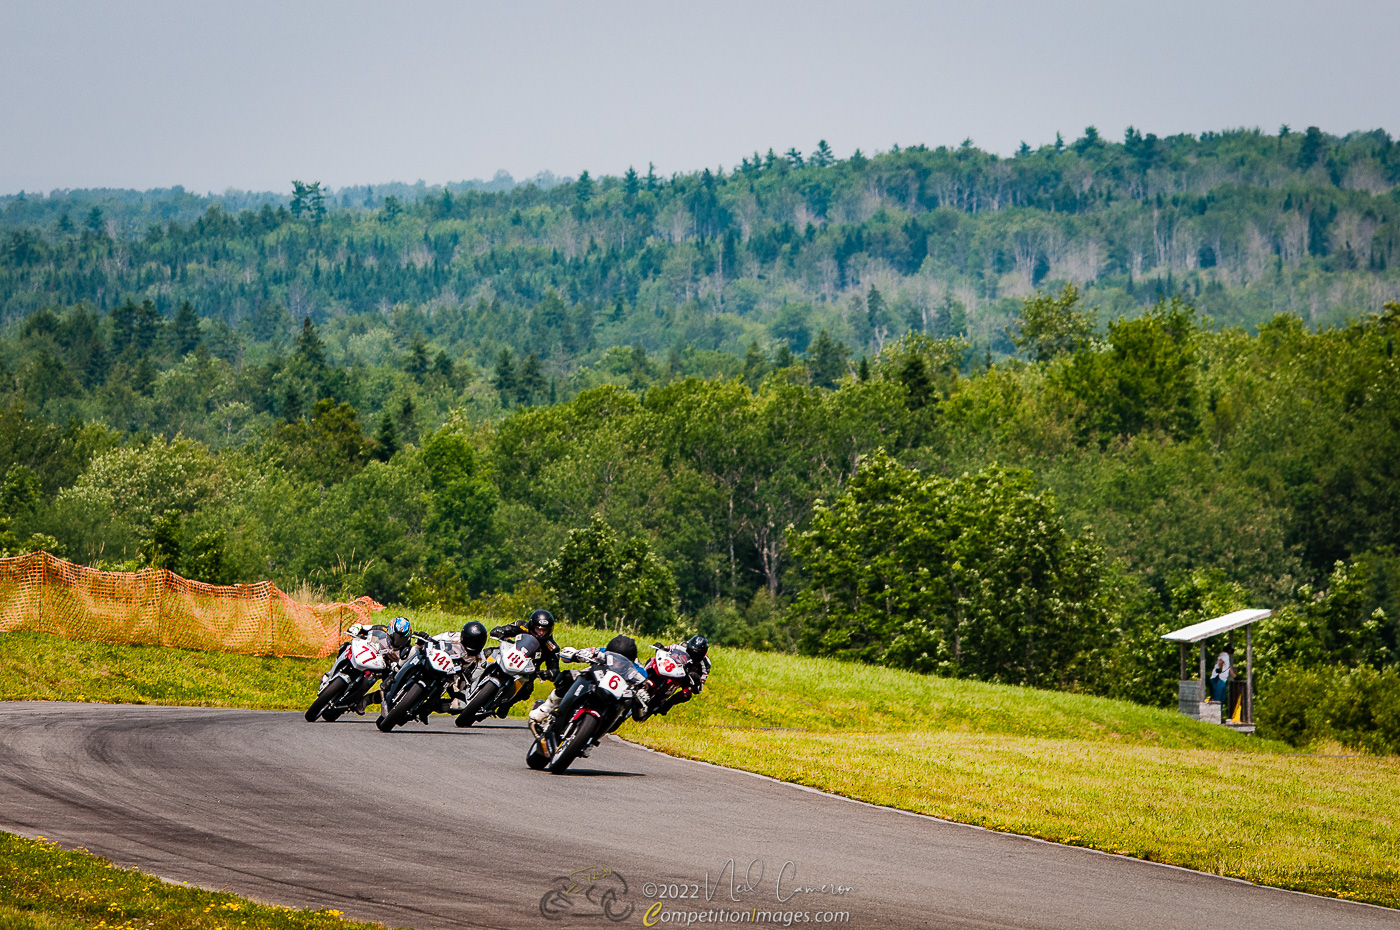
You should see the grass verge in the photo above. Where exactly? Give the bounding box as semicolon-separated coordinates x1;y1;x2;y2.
2;624;1398;910
0;832;385;930
627;724;1400;908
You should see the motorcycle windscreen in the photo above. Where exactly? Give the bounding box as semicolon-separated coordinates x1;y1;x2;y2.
603;652;648;683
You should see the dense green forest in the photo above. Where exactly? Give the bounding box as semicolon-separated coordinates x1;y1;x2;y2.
1;125;1398;749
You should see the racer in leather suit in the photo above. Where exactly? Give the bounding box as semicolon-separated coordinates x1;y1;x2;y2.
483;610;560;717
529;634;644;733
652;635;711;716
351;617;412;715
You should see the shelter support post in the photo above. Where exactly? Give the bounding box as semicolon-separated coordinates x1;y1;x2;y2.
1179;643;1187;680
1246;624;1253;724
1199;642;1207;685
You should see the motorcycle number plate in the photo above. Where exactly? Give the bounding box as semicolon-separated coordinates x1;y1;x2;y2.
600;672;626;696
504;651;524;669
429;651;454;672
353;644;375;663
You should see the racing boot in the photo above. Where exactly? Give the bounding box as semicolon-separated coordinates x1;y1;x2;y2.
528;692;561;736
356;689;382;716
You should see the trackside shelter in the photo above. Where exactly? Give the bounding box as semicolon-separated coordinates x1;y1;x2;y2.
1161;608;1269;731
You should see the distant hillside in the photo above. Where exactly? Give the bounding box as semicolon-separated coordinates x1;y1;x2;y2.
1;126;1397;374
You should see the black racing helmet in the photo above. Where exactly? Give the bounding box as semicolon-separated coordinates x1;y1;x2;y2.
528;608;554;639
606;634;638;662
460;620;488;655
685;634;709;661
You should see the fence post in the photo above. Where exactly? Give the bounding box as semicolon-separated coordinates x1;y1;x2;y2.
265;582;275;656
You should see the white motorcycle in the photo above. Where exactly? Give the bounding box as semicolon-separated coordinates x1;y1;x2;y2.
454;633;542;727
305;626;393;723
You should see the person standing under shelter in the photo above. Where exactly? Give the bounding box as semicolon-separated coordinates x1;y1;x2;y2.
1209;651;1233;703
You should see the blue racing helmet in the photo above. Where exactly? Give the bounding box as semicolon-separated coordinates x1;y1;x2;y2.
389;616;411;649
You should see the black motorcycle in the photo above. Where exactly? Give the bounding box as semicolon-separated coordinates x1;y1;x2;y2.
527;651;648;773
376;632;463;732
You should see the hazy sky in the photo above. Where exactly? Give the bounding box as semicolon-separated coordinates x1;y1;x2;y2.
3;0;1397;195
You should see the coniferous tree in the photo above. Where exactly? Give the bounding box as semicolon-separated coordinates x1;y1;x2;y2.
898;355;932;410
742;340;766;389
807;329;849;388
404;334;430;381
866;285;887;340
373;410;399;462
517;351;545;405
397;394;419;445
294;316;327;370
109;300;137;356
493;348;517;406
575;171;595;204
308;182;327;224
171;302;200;357
432;350;454;383
290;181;309;218
282;385;302;423
130;300;162;356
1298;126;1327;168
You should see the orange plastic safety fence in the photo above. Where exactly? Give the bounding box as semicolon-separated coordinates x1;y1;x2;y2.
0;551;383;658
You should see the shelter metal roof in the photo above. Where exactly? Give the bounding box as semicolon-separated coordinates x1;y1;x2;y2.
1161;608;1271;643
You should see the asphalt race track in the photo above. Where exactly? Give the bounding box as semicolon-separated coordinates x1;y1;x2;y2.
0;703;1394;930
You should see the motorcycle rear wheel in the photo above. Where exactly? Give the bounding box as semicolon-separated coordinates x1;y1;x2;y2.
547;713;600;774
304;676;348;722
456;678;499;728
377;681;425;732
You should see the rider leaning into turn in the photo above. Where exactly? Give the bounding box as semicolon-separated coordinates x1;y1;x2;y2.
432;620;489;712
352;616;414;714
654;635;711;716
486;609;560;716
528;633;642;729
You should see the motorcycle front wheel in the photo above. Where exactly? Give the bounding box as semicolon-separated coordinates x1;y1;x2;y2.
456;678;499;727
377;681;425;732
547;713;600;774
304;676;348;722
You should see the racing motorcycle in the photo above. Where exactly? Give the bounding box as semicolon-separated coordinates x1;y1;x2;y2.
376;632;462;732
527;650;648;774
635;642;694;721
305;626;394;723
455;633;541;727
